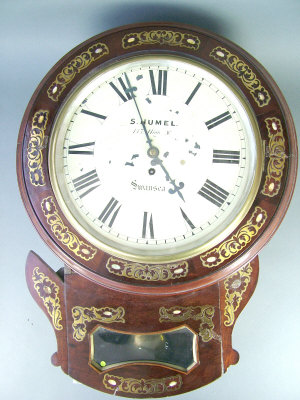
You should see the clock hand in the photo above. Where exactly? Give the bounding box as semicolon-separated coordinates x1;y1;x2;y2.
150;157;185;202
124;72;185;202
124;73;153;148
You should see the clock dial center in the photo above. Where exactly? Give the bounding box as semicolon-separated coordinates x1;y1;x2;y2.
147;146;160;158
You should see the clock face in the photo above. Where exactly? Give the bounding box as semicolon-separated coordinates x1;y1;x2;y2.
50;55;262;262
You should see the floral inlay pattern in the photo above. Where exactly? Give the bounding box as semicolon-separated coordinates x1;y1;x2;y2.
224;264;253;326
47;42;109;101
106;257;188;281
159;305;215;342
41;196;96;260
72;306;125;342
210;46;270;107
27;110;49;186
200;206;267;268
262;117;286;197
32;267;63;330
122;30;200;50
103;373;182;394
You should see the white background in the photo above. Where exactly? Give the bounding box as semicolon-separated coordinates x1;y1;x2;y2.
1;1;299;399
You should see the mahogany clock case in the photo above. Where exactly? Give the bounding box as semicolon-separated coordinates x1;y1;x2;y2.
17;22;297;294
2;1;298;399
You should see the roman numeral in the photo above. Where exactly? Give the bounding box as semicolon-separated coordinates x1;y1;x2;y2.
109;77;136;102
98;197;121;227
68;142;95;155
198;180;229;207
142;212;154;239
185;82;201;105
81;109;107;120
213;150;240;164
72;169;100;199
205;111;232;130
149;70;167;96
180;208;195;230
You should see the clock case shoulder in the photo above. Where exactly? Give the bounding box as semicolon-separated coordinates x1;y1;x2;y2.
25;251;68;371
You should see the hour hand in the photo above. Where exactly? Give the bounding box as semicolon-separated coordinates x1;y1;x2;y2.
151;157;185;202
168;180;185;202
150;156;170;181
169;181;184;195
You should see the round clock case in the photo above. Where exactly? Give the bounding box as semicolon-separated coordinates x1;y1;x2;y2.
17;22;297;397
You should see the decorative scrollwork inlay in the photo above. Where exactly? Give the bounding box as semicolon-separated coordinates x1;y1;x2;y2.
47;42;109;101
122;30;200;50
262;117;286;197
72;306;125;342
224;264;253;326
210;46;270;107
159;305;215;342
32;267;63;330
27;110;49;186
41;196;96;260
106;257;189;281
103;373;182;394
200;206;267;268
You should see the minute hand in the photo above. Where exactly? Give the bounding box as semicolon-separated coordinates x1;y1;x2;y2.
124;73;153;148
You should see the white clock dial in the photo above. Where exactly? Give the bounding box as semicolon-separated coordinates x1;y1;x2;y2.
50;55;262;262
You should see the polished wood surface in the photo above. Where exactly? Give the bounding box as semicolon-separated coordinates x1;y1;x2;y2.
26;251;259;397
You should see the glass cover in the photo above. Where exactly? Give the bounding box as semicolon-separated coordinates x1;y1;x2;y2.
50;55;262;263
90;326;198;372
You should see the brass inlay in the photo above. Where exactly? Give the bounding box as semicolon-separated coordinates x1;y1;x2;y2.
103;373;182;394
122;30;200;50
210;46;270;107
72;306;125;342
106;257;189;281
224;263;253;326
262;117;286;197
27;110;49;186
200;206;267;268
32;267;63;330
159;305;215;342
47;42;109;101
41;196;96;260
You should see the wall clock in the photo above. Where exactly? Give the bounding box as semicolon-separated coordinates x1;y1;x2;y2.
17;22;297;397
